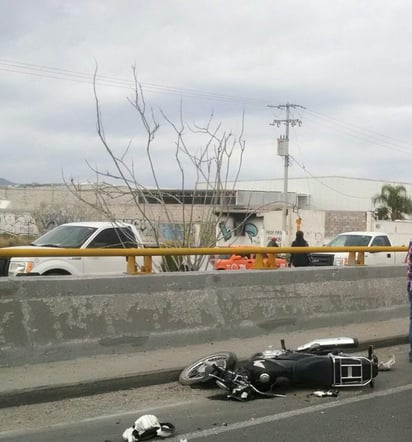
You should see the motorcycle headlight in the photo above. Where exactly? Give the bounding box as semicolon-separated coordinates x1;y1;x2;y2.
8;260;35;276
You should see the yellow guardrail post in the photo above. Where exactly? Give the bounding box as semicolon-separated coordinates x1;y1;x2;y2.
143;255;152;273
347;251;357;266
252;252;279;269
127;256;137;274
357;251;365;265
266;253;277;268
346;250;365;266
127;255;153;274
253;252;265;269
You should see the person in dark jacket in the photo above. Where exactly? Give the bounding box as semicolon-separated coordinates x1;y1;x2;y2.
267;237;279;247
290;230;311;267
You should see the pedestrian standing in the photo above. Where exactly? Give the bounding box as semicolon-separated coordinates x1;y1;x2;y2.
290;230;311;267
267;237;279;247
406;240;412;362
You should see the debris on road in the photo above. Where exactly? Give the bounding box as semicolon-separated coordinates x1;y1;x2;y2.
122;414;175;441
378;354;396;371
311;390;339;397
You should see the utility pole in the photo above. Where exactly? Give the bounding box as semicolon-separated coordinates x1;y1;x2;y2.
268;103;304;244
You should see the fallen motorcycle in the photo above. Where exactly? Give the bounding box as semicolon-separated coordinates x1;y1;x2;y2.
178;337;379;401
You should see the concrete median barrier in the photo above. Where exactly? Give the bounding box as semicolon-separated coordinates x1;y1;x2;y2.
0;266;408;367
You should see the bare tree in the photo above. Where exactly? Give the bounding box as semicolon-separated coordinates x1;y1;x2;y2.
65;65;247;271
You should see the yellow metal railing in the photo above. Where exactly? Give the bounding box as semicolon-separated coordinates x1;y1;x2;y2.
0;245;408;274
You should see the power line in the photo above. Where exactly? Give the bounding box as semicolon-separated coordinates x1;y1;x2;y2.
286;115;377;201
2;58;412;156
0;58;265;106
288;119;400;201
302;107;412;154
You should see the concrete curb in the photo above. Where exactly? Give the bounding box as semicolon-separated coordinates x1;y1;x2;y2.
0;367;183;409
0;334;408;409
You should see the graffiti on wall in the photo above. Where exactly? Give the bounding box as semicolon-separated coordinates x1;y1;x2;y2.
35;207;96;233
0;213;39;236
39;212;76;231
265;229;283;245
0;207;92;237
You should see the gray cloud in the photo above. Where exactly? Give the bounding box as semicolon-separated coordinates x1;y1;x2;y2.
1;0;412;187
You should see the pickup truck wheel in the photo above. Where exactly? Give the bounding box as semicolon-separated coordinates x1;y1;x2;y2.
43;270;71;276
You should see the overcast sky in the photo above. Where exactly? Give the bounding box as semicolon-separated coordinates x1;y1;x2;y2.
1;0;412;189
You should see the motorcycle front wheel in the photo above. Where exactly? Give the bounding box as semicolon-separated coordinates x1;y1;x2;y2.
178;352;237;386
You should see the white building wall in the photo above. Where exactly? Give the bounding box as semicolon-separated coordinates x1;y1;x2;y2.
230;176;412;213
260;209;326;246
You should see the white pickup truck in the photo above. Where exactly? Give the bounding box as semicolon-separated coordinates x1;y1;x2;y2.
310;231;406;266
3;221;162;277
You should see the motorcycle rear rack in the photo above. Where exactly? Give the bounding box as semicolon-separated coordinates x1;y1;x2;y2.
331;355;373;387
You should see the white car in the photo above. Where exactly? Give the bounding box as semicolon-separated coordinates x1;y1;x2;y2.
6;221;160;276
310;231;404;266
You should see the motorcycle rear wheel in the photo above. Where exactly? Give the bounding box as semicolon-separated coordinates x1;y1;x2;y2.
178;352;237;386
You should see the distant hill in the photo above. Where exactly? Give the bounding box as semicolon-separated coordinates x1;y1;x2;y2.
0;177;16;186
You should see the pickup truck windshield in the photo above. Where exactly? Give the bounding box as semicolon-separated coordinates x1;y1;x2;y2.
32;226;97;248
327;234;372;247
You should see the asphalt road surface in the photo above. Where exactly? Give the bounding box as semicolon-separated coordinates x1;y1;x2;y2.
0;344;411;442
